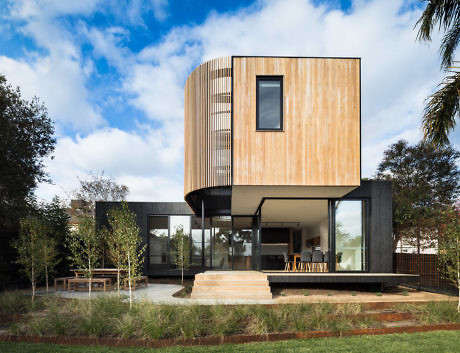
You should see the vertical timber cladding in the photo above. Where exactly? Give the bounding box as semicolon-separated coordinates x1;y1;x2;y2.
184;57;232;197
232;57;361;186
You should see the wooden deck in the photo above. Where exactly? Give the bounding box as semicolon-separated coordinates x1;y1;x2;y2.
263;271;419;284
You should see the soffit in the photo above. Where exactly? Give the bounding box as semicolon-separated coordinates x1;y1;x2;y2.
231;185;356;215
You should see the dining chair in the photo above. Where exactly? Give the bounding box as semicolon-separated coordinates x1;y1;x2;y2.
283;251;294;272
299;250;312;272
312;250;323;272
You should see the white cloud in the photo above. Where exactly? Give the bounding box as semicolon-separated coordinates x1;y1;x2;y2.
2;0;105;133
0;54;104;133
8;0;101;19
151;0;169;22
35;126;183;203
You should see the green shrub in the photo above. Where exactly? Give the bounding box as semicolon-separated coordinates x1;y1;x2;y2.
0;291;50;314
418;301;460;324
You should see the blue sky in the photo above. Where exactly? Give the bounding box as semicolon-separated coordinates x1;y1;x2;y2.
0;0;458;202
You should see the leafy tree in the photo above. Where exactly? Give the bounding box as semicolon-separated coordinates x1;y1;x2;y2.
11;217;48;302
40;197;70;278
415;0;460;146
41;233;59;294
73;172;129;216
0;74;55;230
66;215;100;299
376;140;459;251
437;207;460;311
105;224;124;294
106;202;145;308
72;172;128;268
171;225;190;284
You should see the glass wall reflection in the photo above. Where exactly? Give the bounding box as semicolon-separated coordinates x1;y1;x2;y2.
335;200;366;271
191;216;211;268
169;216;191;269
212;216;232;269
232;217;253;270
148;216;169;265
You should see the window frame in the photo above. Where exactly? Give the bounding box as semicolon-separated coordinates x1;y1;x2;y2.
256;75;284;131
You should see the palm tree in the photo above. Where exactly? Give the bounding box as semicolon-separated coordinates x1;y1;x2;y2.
415;0;460;146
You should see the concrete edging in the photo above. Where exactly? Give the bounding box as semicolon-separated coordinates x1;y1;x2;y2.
1;323;459;348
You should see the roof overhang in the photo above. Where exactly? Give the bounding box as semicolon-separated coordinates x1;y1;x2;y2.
231;185;357;215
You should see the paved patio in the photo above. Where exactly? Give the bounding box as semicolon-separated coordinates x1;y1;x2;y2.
52;283;276;305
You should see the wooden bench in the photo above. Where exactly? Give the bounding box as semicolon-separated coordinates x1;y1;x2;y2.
123;276;148;291
68;277;112;292
54;276;74;291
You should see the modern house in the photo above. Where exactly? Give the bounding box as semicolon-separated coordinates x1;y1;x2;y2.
96;56;417;293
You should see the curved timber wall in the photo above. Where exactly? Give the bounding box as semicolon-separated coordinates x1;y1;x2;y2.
184;56;232;198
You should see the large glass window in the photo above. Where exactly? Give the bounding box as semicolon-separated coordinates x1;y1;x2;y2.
191;217;211;268
212;216;232;269
148;216;168;265
334;200;366;271
169;216;191;269
256;76;283;130
232;217;253;270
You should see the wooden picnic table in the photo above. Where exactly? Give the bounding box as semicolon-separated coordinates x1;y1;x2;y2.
72;268;128;290
72;268;127;278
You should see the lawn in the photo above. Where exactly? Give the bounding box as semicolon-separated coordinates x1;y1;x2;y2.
1;330;460;352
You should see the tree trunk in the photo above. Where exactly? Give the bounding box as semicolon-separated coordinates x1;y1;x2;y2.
117;269;120;297
45;265;49;293
31;260;35;303
417;219;421;255
457;239;459;313
128;252;132;310
181;237;184;284
88;257;92;300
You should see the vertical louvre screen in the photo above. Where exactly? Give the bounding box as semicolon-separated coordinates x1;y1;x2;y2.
184;57;232;197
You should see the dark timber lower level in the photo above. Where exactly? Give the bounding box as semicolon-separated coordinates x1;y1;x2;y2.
265;272;419;285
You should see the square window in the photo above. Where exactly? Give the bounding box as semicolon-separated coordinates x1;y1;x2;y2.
256;76;283;130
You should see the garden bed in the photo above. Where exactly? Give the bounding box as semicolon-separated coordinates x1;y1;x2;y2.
0;291;459;343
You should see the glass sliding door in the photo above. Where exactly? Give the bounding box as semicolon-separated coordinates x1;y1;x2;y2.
148;216;169;266
232;217;253;270
169;216;191;269
334;200;366;271
211;216;231;269
191;216;211;268
191;217;202;268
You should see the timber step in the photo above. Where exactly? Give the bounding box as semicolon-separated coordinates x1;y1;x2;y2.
191;292;273;299
191;271;272;300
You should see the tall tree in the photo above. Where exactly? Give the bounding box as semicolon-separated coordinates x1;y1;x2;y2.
39;197;70;278
73;172;129;216
376;140;459;251
437;207;460;311
11;217;48;302
171;225;190;284
106;202;145;308
415;0;460;146
66;215;100;299
72;172;128;267
0;74;55;229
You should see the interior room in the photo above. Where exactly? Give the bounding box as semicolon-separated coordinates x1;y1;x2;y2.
260;199;329;271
